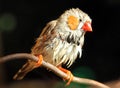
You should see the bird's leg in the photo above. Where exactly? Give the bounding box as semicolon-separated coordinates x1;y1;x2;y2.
34;55;43;68
57;66;73;86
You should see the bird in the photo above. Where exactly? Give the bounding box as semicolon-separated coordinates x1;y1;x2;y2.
13;8;92;85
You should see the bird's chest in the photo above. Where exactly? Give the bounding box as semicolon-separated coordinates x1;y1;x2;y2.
43;35;82;67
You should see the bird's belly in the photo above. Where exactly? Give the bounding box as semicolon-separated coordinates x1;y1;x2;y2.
42;38;82;67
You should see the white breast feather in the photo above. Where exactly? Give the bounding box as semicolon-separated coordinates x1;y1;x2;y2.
51;37;82;67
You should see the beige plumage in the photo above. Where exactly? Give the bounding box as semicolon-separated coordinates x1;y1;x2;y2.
13;8;92;80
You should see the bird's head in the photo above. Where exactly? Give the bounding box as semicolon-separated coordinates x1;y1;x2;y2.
58;8;92;33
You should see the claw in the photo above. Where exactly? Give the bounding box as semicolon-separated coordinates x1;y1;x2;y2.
58;66;73;86
65;70;73;86
35;55;43;68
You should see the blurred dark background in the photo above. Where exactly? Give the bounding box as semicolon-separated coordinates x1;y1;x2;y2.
0;0;120;86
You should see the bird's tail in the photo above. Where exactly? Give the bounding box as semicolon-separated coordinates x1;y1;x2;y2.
13;61;34;80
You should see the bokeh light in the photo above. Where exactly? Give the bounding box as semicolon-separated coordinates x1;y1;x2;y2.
72;66;96;79
0;13;17;31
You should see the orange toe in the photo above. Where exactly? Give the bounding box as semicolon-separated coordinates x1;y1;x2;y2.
35;55;43;68
65;70;73;86
58;66;73;86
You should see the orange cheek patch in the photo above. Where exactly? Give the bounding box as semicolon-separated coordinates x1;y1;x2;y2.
67;16;79;30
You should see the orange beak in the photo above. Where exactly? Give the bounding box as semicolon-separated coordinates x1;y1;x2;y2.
82;21;92;32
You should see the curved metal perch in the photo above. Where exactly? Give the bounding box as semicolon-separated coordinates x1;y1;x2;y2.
0;53;110;88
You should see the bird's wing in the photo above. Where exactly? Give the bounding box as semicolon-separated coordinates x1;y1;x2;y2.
39;20;57;37
31;20;57;55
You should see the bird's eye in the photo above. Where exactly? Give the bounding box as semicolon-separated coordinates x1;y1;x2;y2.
79;19;82;22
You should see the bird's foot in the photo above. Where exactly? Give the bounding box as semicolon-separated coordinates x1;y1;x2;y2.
58;66;73;86
34;55;43;68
